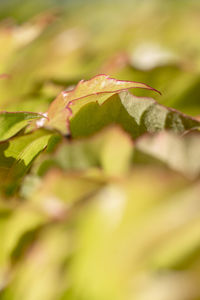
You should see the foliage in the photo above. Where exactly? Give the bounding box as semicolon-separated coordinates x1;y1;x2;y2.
0;1;200;300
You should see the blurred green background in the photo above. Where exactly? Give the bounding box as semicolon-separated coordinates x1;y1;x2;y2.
0;1;200;300
0;0;200;114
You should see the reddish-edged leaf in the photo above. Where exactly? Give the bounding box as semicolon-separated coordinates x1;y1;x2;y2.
46;74;160;134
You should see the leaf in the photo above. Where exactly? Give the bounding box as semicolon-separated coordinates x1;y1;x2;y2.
135;131;200;179
68;169;200;300
55;126;133;176
30;169;105;219
3;205;46;264
0;129;53;195
120;91;200;133
46;74;160;134
69;91;200;139
0;74;10;79
0;111;44;142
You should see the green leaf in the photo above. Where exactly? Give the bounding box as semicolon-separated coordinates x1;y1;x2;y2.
135;131;200;179
46;74;160;134
30;169;105;218
68;169;200;300
55;126;133;176
0;129;53;195
0;111;44;142
69;91;200;139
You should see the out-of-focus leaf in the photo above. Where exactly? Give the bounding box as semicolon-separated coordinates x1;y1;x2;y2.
96;127;133;176
30;169;105;220
2;205;46;266
0;129;53;195
54;126;133;176
46;74;160;134
0;111;44;142
68;169;200;300
1;223;71;300
135;131;200;179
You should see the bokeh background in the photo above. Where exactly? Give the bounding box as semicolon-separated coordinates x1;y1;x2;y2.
0;1;200;300
0;0;200;115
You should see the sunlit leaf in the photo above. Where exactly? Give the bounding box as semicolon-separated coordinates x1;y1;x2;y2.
0;129;53;195
46;74;160;134
0;111;44;141
69;91;200;139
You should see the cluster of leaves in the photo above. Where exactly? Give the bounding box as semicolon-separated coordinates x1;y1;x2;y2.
1;74;200;300
0;1;200;300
